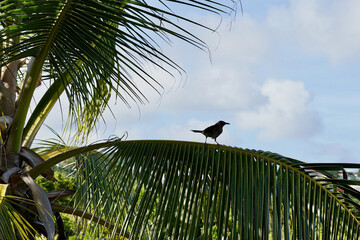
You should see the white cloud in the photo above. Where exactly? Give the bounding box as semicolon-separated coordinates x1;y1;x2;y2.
237;79;322;140
157;119;205;141
157;67;266;112
209;15;270;64
266;0;360;62
136;14;271;113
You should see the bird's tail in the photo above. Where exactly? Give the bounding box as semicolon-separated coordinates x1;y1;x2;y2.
191;130;203;133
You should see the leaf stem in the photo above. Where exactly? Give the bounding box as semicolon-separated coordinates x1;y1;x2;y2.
6;0;73;153
28;139;117;179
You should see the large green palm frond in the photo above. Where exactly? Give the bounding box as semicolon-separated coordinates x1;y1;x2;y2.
51;140;360;239
0;0;235;148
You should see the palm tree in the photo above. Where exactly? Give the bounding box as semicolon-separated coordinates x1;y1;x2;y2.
0;0;359;239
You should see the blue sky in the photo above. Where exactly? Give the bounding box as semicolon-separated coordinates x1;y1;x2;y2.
38;0;360;163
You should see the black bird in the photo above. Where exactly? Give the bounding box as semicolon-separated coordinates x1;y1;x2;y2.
191;120;230;144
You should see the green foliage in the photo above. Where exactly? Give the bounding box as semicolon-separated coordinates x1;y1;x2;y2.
36;172;76;206
36;172;76;238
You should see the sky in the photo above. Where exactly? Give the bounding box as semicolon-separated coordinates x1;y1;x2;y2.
37;0;360;163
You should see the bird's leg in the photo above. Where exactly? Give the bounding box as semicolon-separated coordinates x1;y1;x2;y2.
215;138;219;145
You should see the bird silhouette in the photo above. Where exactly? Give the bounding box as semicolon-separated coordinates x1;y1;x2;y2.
191;120;230;144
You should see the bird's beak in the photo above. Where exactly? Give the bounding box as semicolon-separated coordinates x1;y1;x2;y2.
225;122;230;125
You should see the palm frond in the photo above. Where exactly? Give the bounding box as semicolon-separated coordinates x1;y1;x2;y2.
0;196;37;240
60;140;360;239
29;137;122;179
1;0;235;148
20;174;55;239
